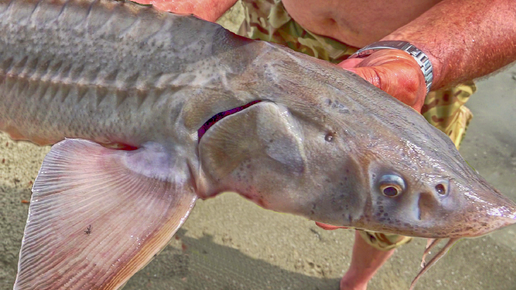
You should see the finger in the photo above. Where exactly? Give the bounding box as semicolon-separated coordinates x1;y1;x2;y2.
338;58;364;69
352;64;426;111
315;222;349;230
338;50;427;112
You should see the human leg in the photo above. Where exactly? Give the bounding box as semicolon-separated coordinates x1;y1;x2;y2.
340;231;395;290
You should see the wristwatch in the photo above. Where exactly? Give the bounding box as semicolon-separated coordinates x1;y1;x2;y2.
349;41;434;93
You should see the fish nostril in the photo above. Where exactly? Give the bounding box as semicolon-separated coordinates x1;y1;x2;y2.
324;132;336;142
435;184;446;195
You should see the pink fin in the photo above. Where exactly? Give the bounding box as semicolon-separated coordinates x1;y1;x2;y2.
15;139;197;290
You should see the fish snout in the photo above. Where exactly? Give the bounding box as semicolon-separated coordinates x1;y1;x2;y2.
363;170;516;238
414;177;516;238
456;181;516;237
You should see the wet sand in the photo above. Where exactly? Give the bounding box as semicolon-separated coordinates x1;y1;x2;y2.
1;5;515;290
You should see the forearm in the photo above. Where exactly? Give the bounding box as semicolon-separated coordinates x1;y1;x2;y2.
135;0;238;22
382;0;516;90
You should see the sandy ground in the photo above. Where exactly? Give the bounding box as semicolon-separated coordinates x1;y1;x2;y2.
1;4;516;290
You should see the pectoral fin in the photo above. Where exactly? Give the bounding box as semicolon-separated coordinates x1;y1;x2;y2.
15;139;197;290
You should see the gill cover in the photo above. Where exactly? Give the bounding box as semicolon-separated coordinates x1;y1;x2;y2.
197;101;306;209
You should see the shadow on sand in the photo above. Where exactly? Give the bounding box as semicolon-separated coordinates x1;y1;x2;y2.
127;229;340;290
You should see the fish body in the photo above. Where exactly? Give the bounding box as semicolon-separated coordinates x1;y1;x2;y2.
1;0;515;289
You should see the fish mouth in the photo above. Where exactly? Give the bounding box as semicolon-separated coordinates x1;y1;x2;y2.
197;100;262;141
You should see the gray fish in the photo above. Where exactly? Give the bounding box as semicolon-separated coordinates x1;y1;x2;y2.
1;0;515;289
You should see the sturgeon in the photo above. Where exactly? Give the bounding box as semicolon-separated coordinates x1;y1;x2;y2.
1;0;515;288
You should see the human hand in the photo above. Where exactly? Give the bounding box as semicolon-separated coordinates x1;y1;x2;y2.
315;222;349;230
338;49;428;112
133;0;236;22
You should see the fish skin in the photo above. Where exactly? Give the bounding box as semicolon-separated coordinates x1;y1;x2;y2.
0;0;248;147
1;0;515;288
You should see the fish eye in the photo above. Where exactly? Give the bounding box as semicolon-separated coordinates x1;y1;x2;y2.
380;185;402;197
378;174;405;197
435;183;447;195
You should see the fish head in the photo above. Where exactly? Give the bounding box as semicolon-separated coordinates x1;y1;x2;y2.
351;128;516;238
197;48;516;239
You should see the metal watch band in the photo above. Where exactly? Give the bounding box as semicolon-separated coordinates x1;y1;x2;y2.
349;41;433;93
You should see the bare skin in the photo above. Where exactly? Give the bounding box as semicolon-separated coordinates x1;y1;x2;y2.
281;0;442;48
334;0;516;112
315;222;397;290
341;233;395;290
134;0;516;289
